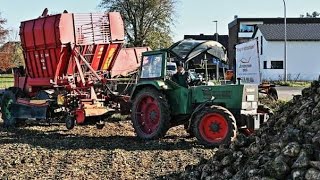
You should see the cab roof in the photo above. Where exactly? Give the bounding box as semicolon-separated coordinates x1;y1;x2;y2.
168;39;227;63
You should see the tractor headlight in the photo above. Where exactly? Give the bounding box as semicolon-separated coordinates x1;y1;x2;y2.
57;94;65;105
246;94;255;102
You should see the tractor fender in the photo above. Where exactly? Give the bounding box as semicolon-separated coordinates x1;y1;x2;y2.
130;81;167;101
187;104;205;128
186;101;213;129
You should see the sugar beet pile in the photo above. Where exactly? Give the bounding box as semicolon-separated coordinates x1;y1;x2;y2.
167;81;320;180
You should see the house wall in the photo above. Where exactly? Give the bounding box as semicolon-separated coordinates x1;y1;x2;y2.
256;30;320;81
228;18;320;79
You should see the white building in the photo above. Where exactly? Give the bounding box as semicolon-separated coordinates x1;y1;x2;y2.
253;24;320;81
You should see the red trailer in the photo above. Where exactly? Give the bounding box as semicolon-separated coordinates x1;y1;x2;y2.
1;9;148;129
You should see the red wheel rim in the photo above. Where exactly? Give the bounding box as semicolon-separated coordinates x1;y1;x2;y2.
136;95;161;134
199;113;229;143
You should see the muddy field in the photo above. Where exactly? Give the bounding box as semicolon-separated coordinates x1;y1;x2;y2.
0;116;216;179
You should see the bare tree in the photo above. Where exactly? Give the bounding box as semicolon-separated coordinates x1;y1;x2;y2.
99;0;176;49
0;12;8;44
7;29;20;42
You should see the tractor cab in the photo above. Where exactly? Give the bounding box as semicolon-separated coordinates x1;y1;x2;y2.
138;39;228;86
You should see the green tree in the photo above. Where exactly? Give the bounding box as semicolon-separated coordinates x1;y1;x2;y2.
304;11;320;18
312;11;320;17
0;42;24;71
99;0;176;49
0;12;8;43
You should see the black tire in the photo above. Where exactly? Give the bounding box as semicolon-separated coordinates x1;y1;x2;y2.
96;116;105;129
184;122;194;137
192;105;237;147
131;87;170;140
268;87;278;101
65;116;75;130
1;90;17;128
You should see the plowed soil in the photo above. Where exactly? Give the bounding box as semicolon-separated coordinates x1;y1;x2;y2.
0;117;215;179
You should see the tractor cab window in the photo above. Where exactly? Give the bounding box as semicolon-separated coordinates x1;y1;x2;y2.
140;54;163;78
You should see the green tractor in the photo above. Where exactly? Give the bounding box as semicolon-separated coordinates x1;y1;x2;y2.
130;39;268;147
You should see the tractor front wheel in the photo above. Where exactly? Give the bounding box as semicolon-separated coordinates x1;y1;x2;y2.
192;105;237;147
131;88;170;140
184;122;194;137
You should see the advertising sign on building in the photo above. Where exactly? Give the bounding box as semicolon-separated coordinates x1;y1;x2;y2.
236;40;260;84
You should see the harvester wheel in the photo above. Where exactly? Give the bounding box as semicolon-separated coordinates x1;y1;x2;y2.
65;116;75;130
131;88;170;140
1;90;17;128
192;105;237;147
96;117;105;129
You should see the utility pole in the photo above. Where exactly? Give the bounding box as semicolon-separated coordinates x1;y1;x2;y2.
283;0;287;81
213;20;219;80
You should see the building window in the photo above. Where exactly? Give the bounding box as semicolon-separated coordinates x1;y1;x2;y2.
263;61;267;69
239;24;255;32
260;36;263;55
271;61;283;69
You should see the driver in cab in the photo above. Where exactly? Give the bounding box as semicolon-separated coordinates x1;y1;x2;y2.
172;61;189;88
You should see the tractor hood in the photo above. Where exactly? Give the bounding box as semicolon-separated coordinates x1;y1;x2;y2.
168;39;227;63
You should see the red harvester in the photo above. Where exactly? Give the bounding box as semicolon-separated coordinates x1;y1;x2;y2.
1;9;148;129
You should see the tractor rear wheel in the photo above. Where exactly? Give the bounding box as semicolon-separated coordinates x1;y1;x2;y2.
1;90;17;128
131;88;170;140
192;105;237;147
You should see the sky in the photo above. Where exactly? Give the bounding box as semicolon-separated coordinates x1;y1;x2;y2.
1;0;320;41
